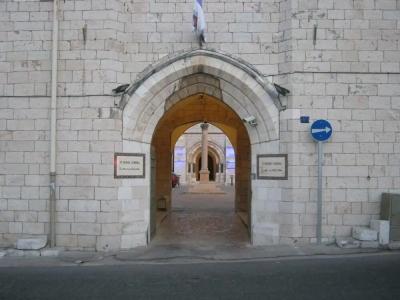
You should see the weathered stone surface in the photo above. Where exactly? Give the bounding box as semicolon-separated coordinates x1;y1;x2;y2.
370;220;389;245
360;241;380;249
388;241;400;250
6;249;24;257
352;227;378;241
40;248;61;257
252;223;279;245
336;237;360;249
121;234;147;249
23;250;41;257
0;251;6;258
16;238;47;250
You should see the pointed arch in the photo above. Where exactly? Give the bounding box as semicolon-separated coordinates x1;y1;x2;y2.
122;49;281;145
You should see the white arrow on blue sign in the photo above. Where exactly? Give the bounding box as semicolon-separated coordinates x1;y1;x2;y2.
310;119;332;142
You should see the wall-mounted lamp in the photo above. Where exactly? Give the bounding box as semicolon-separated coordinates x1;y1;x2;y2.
112;84;129;95
273;83;290;96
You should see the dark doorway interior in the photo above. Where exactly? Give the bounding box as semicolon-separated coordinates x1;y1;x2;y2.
197;154;215;181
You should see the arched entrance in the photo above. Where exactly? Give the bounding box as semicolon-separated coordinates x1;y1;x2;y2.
150;95;251;239
120;49;282;249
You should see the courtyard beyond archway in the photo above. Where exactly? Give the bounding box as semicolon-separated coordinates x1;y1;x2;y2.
152;185;249;247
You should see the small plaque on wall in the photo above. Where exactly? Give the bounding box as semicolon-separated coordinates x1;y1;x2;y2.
114;153;145;178
257;154;288;180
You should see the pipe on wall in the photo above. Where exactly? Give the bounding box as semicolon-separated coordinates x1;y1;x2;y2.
49;0;59;248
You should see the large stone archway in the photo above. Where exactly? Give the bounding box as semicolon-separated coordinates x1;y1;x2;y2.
150;95;251;238
122;49;281;144
119;49;282;249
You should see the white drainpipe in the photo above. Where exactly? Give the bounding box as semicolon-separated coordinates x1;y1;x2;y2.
49;0;59;248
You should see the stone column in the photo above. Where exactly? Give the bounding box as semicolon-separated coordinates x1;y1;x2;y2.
199;122;210;182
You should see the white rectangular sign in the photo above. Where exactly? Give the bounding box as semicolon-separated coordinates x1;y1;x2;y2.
114;153;145;178
257;154;288;180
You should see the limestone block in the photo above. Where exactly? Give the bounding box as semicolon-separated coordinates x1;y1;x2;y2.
95;187;117;200
60;187;94;200
101;200;120;212
22;222;45;234
121;233;147;249
75;212;96;223
77;236;96;248
71;223;101;235
69;200;100;212
252;223;279;245
41;248;62;257
352;227;378;241
101;223;121;235
360;241;380;249
388;241;400;250
16;237;47;250
96;236;121;252
97;212;119;223
370;220;390;245
78;152;101;164
122;221;148;234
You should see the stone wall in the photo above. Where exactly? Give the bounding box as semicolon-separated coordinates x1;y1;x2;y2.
54;95;122;250
0;96;50;246
279;72;400;243
276;0;400;243
0;0;284;96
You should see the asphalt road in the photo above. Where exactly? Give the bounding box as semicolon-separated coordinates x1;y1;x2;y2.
0;253;399;300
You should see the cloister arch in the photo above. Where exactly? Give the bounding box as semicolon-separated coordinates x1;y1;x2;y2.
187;140;226;183
193;147;220;182
171;123;227;184
188;140;225;165
120;49;282;248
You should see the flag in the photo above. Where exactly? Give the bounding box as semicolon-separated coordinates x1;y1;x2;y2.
193;0;206;43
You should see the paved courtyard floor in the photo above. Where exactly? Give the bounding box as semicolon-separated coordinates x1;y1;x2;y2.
152;184;249;247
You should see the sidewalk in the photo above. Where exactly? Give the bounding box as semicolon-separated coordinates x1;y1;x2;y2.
1;243;397;268
114;242;392;263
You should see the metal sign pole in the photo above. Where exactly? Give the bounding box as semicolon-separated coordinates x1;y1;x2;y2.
317;141;323;244
311;119;332;245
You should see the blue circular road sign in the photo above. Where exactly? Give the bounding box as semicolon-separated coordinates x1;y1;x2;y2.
310;119;332;142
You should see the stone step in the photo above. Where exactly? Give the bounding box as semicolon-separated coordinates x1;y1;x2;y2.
1;247;62;257
187;183;225;194
360;241;380;249
352;227;378;241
